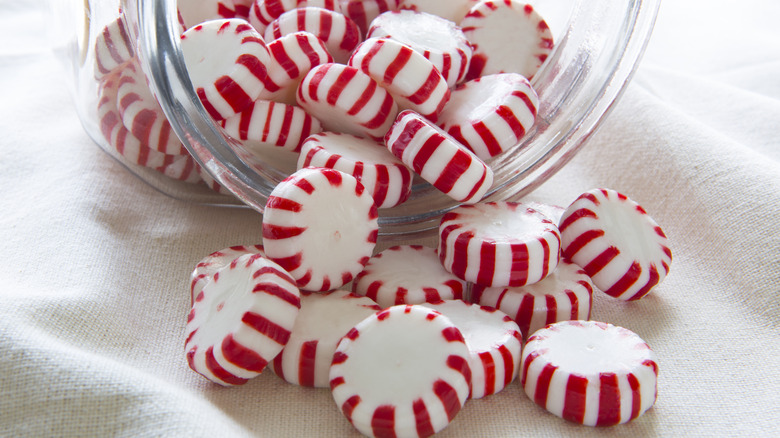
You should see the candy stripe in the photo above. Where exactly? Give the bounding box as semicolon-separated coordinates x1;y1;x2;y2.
221;333;268;372
562;374;588;423
353;245;465;308
349;37;450;121
559;188;672;301
368;9;472;87
385;111;492;204
262;167;378;291
94;17;135;79
329;305;471;437
264;7;361;64
596;373;621;426
181;19;270;120
298;132;412;208
472;259;593;339
520;321;658;426
460;1;553;80
297;63;398;141
439;73;539;160
185;254;300;386
221;99;323;152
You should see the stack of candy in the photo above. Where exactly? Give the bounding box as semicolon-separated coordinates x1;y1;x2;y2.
94;0;552;200
91;1;673;436
94;15;202;184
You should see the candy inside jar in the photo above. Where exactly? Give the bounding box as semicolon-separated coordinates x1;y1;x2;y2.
56;0;661;239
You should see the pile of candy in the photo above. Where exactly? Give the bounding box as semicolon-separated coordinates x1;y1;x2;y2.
93;0;552;200
92;1;672;436
187;185;670;435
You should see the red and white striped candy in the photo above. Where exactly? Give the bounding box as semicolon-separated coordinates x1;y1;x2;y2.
178;0;250;29
461;0;553;80
339;0;399;35
181;19;270;121
221;100;323;153
398;0;478;24
94;16;135;79
329;304;472;438
249;0;341;34
264;7;361;64
184;253;301;386
296;63;398;141
471;259;594;339
521;320;659;426
558;188;672;301
438;202;561;287
438;73;538;160
352;245;466;308
262;167;378;291
98;77;178;169
269;289;380;387
368;10;472;88
189;244;266;304
298;132;412;208
232;0;255;19
257;31;334;105
349;37;450;122
421;300;522;399
385;110;493;204
116;61;186;155
99;76;202;182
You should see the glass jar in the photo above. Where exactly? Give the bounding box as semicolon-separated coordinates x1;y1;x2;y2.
50;0;661;239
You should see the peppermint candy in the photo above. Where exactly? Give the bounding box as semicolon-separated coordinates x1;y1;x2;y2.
116;61;186;155
189;244;266;303
296;63;398;141
422;300;522;399
349;37;450;122
352;245;466;308
184;253;301;385
385;110;493;204
559;188;672;301
339;0;399;35
249;0;341;34
298;132;412;208
438;73;538;160
261;167;378;291
264;7;362;63
368;9;472;87
521;320;659;426
329;305;472;437
269;289;380;387
258;31;334;104
461;0;554;80
471;259;594;339
398;0;478;24
94;16;134;79
180;19;270;121
438;202;561;287
220;99;323;153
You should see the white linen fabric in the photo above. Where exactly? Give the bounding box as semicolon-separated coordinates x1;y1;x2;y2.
1;0;778;436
